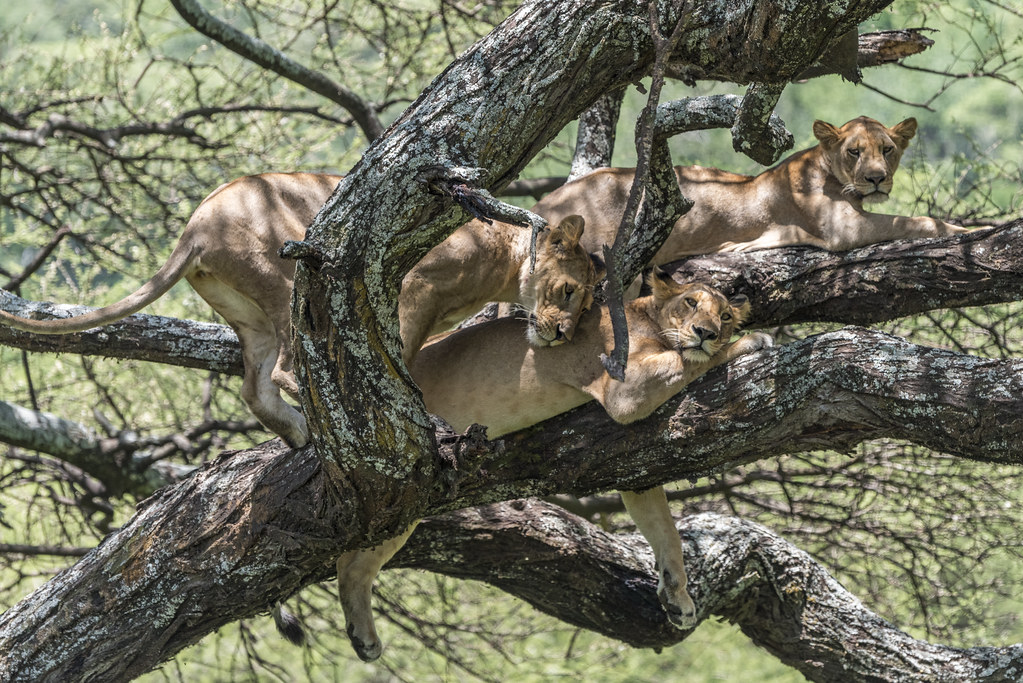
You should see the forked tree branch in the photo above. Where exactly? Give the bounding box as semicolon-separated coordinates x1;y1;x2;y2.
2;324;1021;679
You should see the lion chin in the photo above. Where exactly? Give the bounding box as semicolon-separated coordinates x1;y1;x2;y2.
680;346;714;363
860;190;890;206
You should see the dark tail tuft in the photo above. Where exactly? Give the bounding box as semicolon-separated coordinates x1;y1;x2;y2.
272;602;306;646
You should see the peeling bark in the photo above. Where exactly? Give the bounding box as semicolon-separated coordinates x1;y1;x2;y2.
289;0;893;539
401;502;1023;682
3;326;1023;678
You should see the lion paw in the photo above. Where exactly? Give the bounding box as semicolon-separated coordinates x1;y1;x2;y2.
658;570;698;631
748;331;774;351
346;622;383;662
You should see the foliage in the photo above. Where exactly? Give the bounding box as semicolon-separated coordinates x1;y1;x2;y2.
1;0;1022;680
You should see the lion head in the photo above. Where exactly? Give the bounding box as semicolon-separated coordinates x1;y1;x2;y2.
647;273;751;363
813;116;917;206
523;215;604;347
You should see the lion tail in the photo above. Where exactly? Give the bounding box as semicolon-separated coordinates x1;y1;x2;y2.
0;243;198;334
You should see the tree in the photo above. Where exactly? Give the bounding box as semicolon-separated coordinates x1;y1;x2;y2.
2;0;1022;680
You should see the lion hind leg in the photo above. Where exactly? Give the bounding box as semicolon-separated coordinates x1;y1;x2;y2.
336;523;418;662
238;328;308;447
620;487;697;630
189;274;308;447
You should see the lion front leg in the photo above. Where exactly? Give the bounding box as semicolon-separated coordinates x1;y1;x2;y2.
620;487;697;629
335;524;417;662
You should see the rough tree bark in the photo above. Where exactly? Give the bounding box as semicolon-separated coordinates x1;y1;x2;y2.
3;320;1023;679
4;227;1023;678
286;0;894;553
3;224;1021;511
14;0;1019;679
400;502;1023;682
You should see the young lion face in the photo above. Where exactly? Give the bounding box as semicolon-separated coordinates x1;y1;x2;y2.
523;215;603;347
813;116;917;206
649;277;751;363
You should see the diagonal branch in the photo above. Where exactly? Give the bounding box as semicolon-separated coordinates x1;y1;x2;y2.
168;0;384;141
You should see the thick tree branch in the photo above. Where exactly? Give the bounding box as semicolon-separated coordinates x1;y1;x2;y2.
5;223;1020;374
288;0;893;543
662;222;1023;328
570;90;625;180
3;325;1023;678
0;294;243;375
0;400;187;497
4;317;1022;683
400;502;1023;682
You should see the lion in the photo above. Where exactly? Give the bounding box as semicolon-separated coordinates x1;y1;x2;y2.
333;273;773;661
531;116;967;260
0;173;601;448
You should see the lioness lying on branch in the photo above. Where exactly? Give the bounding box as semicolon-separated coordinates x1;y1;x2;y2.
330;273;773;661
533;116;967;260
0;173;601;447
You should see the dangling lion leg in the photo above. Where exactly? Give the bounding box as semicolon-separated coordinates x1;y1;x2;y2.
620;487;697;629
336;523;417;661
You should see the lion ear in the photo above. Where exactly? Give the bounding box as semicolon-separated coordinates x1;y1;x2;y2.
647;267;682;302
812;120;842;148
548;215;585;250
889;117;917;150
728;293;752;324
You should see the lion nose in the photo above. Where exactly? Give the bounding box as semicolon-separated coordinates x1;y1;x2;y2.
692;325;717;342
865;172;887;188
555;326;572;343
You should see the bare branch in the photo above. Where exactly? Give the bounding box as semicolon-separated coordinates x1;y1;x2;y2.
168;0;384;141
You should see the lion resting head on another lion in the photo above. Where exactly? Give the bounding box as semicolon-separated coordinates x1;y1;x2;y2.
332;274;773;661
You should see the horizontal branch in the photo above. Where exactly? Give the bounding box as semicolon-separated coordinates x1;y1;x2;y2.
0;295;243;376
439;326;1023;508
2;323;1021;678
663;221;1023;328
4;222;1019;374
399;501;1023;682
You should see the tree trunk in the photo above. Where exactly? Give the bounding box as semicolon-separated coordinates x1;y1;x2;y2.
287;0;893;545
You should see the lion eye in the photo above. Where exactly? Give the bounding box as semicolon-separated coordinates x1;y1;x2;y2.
684;297;697;307
563;284;575;299
882;145;894;156
847;148;861;158
721;312;732;321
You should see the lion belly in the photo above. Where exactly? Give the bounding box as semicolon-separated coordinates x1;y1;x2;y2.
410;316;603;438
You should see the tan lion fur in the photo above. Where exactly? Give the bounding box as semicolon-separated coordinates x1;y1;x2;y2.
335;275;773;661
0;173;600;447
532;116;967;260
